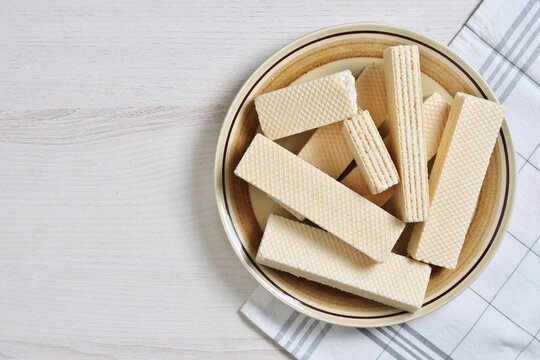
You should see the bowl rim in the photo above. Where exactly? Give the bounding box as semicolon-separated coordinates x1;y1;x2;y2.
214;23;517;327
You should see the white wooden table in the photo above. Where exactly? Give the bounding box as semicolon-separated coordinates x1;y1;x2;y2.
0;1;481;358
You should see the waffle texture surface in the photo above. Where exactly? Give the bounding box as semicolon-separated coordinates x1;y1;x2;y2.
356;63;387;127
408;93;505;268
257;215;431;312
235;134;404;262
255;71;358;140
423;92;450;160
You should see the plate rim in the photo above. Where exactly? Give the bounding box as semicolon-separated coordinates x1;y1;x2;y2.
214;23;517;327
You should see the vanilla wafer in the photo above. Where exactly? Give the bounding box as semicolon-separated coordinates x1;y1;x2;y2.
408;93;505;269
255;71;358;140
383;45;429;222
342;111;399;194
257;215;431;312
235;134;405;262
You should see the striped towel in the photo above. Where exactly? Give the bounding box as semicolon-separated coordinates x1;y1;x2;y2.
240;0;540;359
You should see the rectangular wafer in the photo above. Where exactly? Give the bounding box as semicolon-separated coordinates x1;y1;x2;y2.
342;111;399;194
257;215;431;312
255;71;358;140
356;63;387;126
235;134;405;262
423;92;450;160
407;93;505;269
383;45;429;222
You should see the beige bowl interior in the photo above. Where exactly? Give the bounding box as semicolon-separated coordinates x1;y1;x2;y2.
215;25;515;327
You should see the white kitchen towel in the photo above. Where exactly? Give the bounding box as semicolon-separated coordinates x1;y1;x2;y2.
240;0;540;359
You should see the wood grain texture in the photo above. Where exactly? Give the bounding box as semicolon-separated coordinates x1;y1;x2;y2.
1;0;480;111
0;1;480;359
0;107;287;359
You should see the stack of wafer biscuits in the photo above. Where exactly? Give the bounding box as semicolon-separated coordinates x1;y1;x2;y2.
233;46;504;312
273;74;447;214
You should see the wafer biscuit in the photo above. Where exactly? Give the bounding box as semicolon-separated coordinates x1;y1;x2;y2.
423;92;450;160
257;215;431;312
408;93;505;269
235;134;405;262
383;45;429;222
356;63;387;127
342;111;399;194
255;71;358;140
